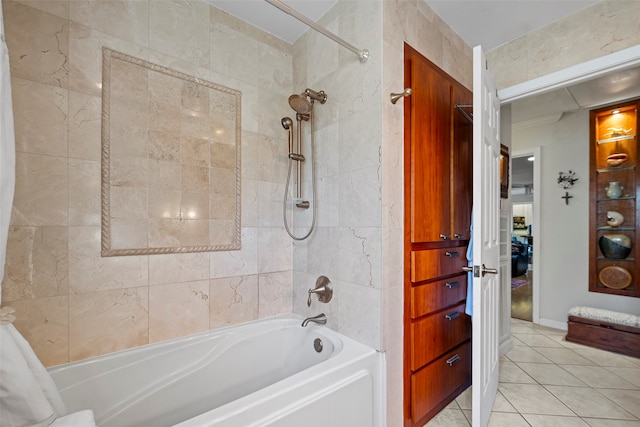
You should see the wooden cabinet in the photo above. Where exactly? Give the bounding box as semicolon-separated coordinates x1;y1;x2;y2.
589;98;640;298
403;44;473;427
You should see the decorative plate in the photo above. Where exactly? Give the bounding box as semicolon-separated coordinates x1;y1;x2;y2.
598;265;632;289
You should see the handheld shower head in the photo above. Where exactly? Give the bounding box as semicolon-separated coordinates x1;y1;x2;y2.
281;117;293;130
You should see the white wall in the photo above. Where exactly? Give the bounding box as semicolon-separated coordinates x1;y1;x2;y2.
513;110;640;327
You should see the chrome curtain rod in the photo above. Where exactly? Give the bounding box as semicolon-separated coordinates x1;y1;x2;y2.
264;0;369;63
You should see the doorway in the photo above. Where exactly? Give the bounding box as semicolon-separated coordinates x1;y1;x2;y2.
510;155;534;320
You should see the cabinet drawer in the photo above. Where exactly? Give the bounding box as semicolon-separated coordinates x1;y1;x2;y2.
411;302;470;371
411;341;471;423
411;247;467;283
411;275;467;319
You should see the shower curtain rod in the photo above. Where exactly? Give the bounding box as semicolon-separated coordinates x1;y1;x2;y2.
264;0;369;63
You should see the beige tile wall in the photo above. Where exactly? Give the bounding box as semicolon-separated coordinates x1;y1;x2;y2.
2;0;294;366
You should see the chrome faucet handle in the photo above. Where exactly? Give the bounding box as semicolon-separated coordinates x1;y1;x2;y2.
307;276;332;307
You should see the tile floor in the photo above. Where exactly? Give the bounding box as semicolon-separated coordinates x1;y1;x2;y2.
425;318;640;427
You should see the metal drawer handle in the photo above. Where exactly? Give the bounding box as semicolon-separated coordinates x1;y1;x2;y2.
445;281;460;289
445;312;460;321
454;233;465;239
446;354;461;366
439;234;450;240
445;251;459;258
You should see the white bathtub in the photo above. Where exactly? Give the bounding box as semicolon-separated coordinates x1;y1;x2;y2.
47;316;384;427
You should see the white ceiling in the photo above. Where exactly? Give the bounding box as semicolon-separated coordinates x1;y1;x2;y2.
208;0;640;126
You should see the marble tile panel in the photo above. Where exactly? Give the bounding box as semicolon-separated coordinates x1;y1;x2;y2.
148;49;211;84
314;175;340;228
338;105;382;174
68;0;148;46
257;132;288;184
256;41;291;94
305;227;340;277
109;56;149;103
68;226;148;293
180;191;209;221
148;159;181;191
109;218;148;249
257;271;292;318
68;22;147;97
148;0;210;69
335;280;381;350
240;178;259;227
68;287;149;361
210;142;236;170
14;0;68;19
181;164;209;193
148;189;180;220
595;388;640;419
2;226;68;302
148;252;209;286
149;280;210;343
109;186;148;220
181;81;210;114
338;166;382;227
257;181;286;228
209;274;259;328
148;219;180;248
336;227;382;288
181;136;209;167
258;227;292;274
209;194;236;221
11;78;68;157
516;362;586;386
9;296;68;367
498;383;574;416
3;1;68;87
179;220;210;247
109;157;149;188
545;385;636;419
209;227;258;277
256;88;290;140
11;152;68;226
148;130;180;162
209;167;235;195
148;99;181;135
68;90;101;161
209;220;237;247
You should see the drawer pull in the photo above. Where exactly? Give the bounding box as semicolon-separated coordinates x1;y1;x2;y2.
446;354;461;366
439;234;450;240
445;281;460;289
445;312;460;321
445;251;459;258
454;233;465;239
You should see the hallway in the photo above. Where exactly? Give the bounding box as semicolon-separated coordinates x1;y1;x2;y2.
425;318;640;426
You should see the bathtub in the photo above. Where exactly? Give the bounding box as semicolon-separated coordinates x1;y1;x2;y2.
47;316;384;427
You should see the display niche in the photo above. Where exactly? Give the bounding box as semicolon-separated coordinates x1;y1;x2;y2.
589;98;640;298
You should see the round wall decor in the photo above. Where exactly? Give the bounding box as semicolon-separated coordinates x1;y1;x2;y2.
598;265;632;289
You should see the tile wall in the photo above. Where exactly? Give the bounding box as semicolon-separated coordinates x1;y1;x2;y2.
2;0;294;366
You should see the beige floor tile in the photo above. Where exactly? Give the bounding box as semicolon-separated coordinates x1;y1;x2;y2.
500;360;537;384
516;362;586;386
596;388;640;419
534;347;595;365
498;383;574;416
545;386;636;420
487;412;530;426
522;414;591;426
423;408;470;427
579;348;640;368
605;367;640;389
492;390;518;413
583;419;640;427
455;385;472;410
532;324;566;335
561;365;639;389
512;333;565;348
506;346;554;364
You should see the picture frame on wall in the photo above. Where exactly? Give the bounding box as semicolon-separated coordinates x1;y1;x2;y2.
500;144;509;199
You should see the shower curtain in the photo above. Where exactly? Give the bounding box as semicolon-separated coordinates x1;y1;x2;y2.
0;0;15;302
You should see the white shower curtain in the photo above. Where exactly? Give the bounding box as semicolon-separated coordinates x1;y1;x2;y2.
0;0;15;302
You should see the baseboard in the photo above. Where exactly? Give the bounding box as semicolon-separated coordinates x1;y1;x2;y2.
538;318;568;331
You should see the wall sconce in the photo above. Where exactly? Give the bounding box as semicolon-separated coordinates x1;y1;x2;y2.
557;170;578;205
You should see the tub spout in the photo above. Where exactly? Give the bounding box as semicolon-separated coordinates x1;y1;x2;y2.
301;313;327;327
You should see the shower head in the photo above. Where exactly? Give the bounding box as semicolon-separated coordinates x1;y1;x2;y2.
281;117;293;130
288;94;312;115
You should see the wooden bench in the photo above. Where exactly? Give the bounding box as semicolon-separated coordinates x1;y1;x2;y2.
566;306;640;358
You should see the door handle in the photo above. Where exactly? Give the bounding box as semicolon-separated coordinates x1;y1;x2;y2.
445;281;459;289
481;264;498;276
461;266;473;273
445;312;460;321
446;354;461;366
445;251;459;258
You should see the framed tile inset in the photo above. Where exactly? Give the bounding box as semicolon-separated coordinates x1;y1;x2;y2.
101;48;241;256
